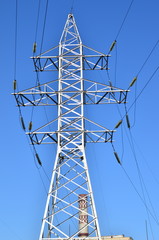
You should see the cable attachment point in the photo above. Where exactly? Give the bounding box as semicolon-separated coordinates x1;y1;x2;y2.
129;76;137;88
13;79;17;91
126;114;131;129
28;121;33;131
35;152;42;166
114;151;121;165
114;119;123;129
33;42;37;53
111;143;122;165
109;40;117;52
20;116;26;131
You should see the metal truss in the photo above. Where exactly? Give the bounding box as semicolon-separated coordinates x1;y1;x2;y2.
13;78;128;106
31;44;109;72
13;14;128;240
27;117;114;145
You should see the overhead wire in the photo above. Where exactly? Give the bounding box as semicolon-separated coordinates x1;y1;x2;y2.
13;0;19;94
114;42;118;86
111;64;159;132
26;133;52;196
130;80;137;128
33;0;41;55
38;168;48;194
127;65;159;114
115;92;158;235
128;129;156;240
136;39;159;77
27;0;58;196
132;136;159;186
31;0;42;124
115;105;125;162
145;220;149;240
0;217;23;240
31;0;56;145
113;105;159;226
40;0;49;54
128;130;158;222
107;3;159;129
115;0;135;41
127;39;159;127
107;0;135;55
70;0;75;13
121;164;159;226
106;0;135;91
86;143;113;234
14;0;18;80
112;105;159;229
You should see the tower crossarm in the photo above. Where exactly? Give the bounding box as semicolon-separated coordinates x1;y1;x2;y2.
12;79;128;106
31;44;110;72
27;117;114;145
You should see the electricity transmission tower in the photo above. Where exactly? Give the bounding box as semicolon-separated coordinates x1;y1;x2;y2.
14;14;128;240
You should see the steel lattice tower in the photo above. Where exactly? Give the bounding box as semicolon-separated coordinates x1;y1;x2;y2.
14;14;128;240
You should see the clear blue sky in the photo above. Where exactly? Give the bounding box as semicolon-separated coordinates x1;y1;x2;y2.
1;0;159;240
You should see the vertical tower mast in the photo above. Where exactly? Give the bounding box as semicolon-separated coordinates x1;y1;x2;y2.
39;14;101;239
13;13;128;240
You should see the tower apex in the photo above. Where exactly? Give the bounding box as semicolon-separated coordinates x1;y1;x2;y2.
60;12;81;44
68;13;73;18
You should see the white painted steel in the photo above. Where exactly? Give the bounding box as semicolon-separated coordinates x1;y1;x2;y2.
13;13;128;240
39;14;101;240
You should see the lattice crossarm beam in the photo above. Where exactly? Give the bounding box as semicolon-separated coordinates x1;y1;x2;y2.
13;93;58;106
13;89;128;106
26;115;114;145
33;57;59;72
31;55;110;72
84;90;128;104
27;129;114;145
85;130;113;143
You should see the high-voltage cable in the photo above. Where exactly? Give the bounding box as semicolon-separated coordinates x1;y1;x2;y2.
32;0;41;54
127;65;159;113
115;0;135;41
108;0;135;54
40;0;49;54
14;0;18;80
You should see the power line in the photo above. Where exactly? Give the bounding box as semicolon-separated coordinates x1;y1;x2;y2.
0;217;23;240
112;106;159;228
14;0;18;80
128;130;156;240
121;164;159;226
136;39;159;77
40;0;49;54
70;0;75;13
32;0;41;55
113;64;159;128
107;0;134;55
115;0;135;40
128;65;159;113
34;0;41;43
132;136;159;187
127;39;159;127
